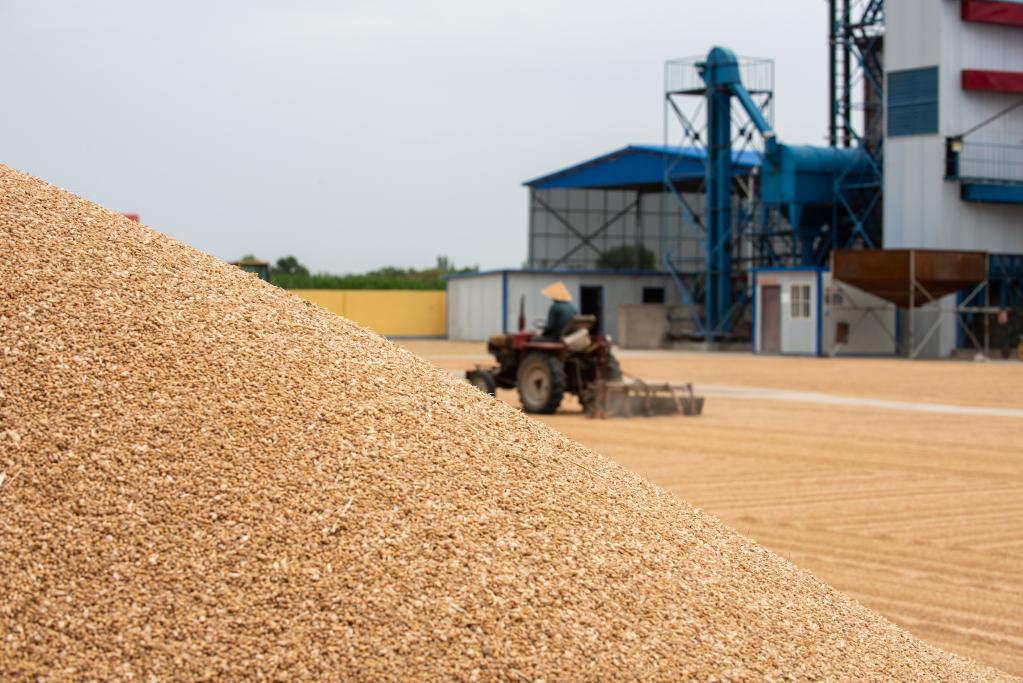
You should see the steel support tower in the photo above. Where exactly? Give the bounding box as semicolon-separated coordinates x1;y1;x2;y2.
829;0;885;248
663;52;775;339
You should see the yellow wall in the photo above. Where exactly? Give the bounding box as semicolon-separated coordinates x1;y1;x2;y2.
290;289;446;337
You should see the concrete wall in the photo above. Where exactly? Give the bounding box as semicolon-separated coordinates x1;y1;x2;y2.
617;305;669;349
291;290;446;337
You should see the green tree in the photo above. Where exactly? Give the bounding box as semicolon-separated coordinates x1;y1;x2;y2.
597;244;656;270
267;256;479;290
274;255;309;276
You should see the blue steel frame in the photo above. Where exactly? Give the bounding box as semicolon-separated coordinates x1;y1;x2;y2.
831;0;885;249
663;49;778;340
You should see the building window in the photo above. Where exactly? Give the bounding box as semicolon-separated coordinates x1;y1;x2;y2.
642;286;666;304
790;284;811;319
887;66;939;137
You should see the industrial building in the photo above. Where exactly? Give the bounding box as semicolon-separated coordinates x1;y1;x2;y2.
449;0;1023;357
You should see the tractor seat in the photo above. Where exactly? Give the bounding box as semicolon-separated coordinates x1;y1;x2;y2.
560;314;596;338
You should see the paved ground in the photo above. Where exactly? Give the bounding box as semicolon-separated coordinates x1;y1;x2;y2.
399;340;1023;675
694;384;1023;418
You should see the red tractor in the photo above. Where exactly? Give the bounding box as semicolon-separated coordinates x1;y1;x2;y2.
466;299;704;418
466;315;621;414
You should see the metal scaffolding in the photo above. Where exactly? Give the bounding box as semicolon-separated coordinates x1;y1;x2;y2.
829;0;885;248
662;53;785;339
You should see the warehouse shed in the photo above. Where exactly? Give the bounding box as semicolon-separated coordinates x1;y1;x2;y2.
446;269;680;343
524;145;760;273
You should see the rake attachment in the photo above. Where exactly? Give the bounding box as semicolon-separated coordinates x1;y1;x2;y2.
588;379;704;418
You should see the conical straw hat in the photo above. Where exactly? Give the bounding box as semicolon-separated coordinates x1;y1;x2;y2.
541;281;572;302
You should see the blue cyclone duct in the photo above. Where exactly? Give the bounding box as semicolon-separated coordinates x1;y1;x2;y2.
760;145;872;263
696;46;871;335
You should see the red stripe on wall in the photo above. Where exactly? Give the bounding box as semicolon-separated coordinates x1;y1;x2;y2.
962;69;1023;93
962;0;1023;27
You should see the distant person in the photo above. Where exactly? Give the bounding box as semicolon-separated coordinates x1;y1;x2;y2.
540;281;577;339
996;308;1012;359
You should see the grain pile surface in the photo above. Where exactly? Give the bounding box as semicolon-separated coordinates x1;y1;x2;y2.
0;164;1013;682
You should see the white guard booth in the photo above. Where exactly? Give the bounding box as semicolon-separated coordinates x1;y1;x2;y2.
752;267;896;356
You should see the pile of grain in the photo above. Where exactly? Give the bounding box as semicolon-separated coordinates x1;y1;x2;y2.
0;164;1010;681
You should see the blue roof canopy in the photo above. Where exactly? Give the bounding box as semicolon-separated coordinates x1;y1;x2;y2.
523;144;761;191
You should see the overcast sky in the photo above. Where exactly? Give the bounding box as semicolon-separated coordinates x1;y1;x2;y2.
1;1;828;273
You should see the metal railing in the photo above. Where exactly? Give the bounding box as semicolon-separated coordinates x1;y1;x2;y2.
949;139;1023;184
664;55;774;100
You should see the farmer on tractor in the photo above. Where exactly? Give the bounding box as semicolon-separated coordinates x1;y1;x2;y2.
464;280;703;417
540;281;577;340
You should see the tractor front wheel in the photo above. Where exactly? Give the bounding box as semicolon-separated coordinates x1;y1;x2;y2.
516;353;566;414
466;369;497;396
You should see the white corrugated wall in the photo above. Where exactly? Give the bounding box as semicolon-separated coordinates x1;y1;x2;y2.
446;273;503;341
884;0;1023;357
885;0;1023;253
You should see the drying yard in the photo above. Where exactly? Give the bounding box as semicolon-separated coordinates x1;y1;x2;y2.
403;341;1023;676
2;165;1018;681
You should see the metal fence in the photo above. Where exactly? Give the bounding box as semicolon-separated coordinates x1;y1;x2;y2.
958;140;1023;184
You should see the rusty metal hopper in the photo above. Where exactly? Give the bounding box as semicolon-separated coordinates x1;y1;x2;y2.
831;249;987;308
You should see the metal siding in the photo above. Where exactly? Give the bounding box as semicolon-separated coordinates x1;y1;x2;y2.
820;272;897;355
885;0;1023;255
904;295;959;358
942;4;1023;140
938;0;1023;253
446;273;503;340
886;0;942;72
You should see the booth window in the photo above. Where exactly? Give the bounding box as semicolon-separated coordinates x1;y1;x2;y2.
790;284;811;319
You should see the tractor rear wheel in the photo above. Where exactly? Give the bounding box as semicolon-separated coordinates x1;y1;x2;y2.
516;353;566;414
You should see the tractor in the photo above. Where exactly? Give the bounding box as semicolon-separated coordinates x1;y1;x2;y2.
466;315;703;418
467;315;618;414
